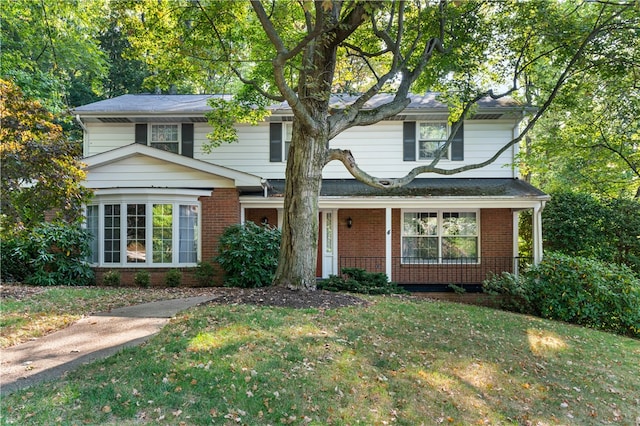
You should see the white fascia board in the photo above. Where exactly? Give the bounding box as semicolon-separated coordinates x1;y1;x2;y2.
240;196;549;210
84;144;263;188
94;188;212;198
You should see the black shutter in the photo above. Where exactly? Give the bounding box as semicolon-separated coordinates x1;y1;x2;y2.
269;123;282;162
403;121;416;161
135;124;147;145
181;123;194;158
450;121;464;161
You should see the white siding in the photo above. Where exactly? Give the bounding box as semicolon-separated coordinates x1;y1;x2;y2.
85;119;519;180
86;155;235;189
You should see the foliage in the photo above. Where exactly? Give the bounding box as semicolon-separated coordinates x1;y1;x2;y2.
0;222;94;286
194;261;216;287
216;222;281;288
320;268;407;295
102;270;121;287
0;79;93;231
528;252;640;338
485;253;640;337
165;269;181;288
3;298;640;424
541;192;640;270
134;270;151;288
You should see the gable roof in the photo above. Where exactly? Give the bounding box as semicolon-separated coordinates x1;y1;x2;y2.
74;93;527;122
83;143;264;189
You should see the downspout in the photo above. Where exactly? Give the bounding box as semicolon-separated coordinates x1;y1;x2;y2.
511;109;526;179
75;115;89;156
261;179;269;198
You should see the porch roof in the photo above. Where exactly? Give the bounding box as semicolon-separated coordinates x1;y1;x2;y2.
261;178;548;199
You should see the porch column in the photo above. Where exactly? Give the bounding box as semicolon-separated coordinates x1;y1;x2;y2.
532;202;546;264
277;208;284;229
386;207;392;280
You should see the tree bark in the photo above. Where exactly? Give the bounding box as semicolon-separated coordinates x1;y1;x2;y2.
273;118;328;291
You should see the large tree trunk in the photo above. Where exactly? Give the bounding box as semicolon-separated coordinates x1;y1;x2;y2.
273;117;328;291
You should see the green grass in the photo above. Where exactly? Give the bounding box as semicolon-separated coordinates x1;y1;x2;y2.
0;287;196;348
2;297;639;425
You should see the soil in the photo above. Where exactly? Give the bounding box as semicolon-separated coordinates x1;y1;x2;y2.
0;284;369;310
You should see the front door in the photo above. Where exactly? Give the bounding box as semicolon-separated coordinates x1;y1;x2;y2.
321;210;337;278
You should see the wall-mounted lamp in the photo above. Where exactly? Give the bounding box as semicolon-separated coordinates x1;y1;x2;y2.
346;217;353;228
261;216;269;225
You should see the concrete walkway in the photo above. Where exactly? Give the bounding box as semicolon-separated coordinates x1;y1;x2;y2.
0;296;212;395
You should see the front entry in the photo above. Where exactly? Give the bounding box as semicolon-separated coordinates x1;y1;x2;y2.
320;210;338;278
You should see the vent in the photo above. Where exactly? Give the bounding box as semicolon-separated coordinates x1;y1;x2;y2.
189;117;208;122
98;117;131;123
470;113;502;120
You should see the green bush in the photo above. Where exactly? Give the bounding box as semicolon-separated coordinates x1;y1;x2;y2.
0;222;94;286
102;270;121;286
194;261;216;287
482;271;533;313
529;252;640;337
134;270;151;288
216;222;281;288
319;267;407;295
165;268;181;287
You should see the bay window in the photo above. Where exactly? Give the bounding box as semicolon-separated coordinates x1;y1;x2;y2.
402;210;479;263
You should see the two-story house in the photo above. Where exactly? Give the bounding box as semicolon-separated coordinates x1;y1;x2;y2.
74;93;548;289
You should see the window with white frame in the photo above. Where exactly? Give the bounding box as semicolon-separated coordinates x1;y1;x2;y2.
402;210;478;263
86;198;200;266
283;122;292;161
418;122;449;160
150;124;180;153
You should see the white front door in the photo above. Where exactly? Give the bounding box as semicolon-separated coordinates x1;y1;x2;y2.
321;210;338;278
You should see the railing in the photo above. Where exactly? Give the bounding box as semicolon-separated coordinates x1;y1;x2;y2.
338;256;533;285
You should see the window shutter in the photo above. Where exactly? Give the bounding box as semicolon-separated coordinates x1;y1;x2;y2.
135;124;147;145
450;121;464;161
403;121;416;161
269;123;282;162
181;123;194;158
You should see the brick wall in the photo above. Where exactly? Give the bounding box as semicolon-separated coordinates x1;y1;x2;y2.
245;208;278;227
338;209;387;274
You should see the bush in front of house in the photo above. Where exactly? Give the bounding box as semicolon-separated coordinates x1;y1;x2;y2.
102;270;121;286
134;270;151;288
216;222;281;288
484;252;640;337
0;222;94;286
165;268;181;287
320;267;408;295
194;261;216;286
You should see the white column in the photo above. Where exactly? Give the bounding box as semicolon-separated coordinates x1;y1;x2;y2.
532;202;546;264
386;207;392;280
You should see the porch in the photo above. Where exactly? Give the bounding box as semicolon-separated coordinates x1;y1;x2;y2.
338;256;532;291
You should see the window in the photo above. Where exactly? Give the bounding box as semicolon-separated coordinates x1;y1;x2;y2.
150;124;179;153
283;122;292;161
402;210;478;263
419;122;449;160
269;122;292;162
87;199;200;266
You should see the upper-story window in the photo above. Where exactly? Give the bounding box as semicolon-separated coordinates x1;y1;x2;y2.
269;121;291;162
403;120;464;162
419;122;449;160
150;124;179;153
135;123;194;158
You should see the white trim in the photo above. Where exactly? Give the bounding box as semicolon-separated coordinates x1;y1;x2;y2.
385;207;392;280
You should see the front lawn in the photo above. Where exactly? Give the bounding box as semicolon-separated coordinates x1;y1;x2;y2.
1;293;638;425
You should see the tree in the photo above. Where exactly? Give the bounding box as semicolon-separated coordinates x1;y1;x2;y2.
0;79;92;231
119;0;637;290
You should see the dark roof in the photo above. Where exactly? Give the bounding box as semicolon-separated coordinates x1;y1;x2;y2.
260;178;548;198
74;93;523;115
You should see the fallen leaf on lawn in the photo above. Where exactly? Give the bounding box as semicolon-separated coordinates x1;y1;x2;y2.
101;405;111;413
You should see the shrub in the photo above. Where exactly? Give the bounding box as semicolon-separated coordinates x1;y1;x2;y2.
216;222;281;288
319;267;407;295
528;252;640;337
134;270;151;288
103;270;121;286
194;261;216;287
0;222;94;286
165;268;182;287
482;271;533;313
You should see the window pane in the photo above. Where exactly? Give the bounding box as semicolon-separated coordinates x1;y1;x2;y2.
403;212;437;236
153;204;173;263
151;124;179;142
443;237;478;260
179;205;198;263
419;123;447;140
104;204;120;263
402;236;438;261
443;212;477;236
127;204;146;263
86;205;99;263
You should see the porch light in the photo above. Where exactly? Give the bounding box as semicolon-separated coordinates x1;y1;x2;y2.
347;217;353;228
261;216;269;225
